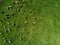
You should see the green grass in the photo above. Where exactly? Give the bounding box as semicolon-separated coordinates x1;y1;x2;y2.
0;0;60;45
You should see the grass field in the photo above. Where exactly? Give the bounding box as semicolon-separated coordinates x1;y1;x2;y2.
0;0;60;45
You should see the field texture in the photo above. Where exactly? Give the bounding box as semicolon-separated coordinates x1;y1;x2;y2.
0;0;60;45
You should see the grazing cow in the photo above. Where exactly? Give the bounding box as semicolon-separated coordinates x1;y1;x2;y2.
0;0;2;3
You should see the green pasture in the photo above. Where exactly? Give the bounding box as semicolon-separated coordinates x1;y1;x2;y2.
0;0;60;45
